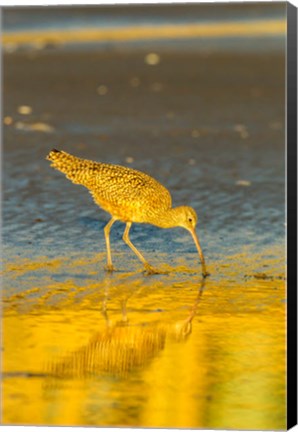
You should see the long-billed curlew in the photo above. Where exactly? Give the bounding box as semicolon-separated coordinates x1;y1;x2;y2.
46;149;208;277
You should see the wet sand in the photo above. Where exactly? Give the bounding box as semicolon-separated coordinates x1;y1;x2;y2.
2;35;286;428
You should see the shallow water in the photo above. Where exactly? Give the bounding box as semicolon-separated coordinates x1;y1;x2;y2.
3;259;285;428
2;4;286;429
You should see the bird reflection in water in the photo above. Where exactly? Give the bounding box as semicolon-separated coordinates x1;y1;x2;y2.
46;276;206;381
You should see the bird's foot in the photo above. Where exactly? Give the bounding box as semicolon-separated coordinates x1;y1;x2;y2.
143;264;167;275
104;264;117;273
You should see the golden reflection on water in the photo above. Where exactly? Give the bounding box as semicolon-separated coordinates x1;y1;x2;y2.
2;255;286;429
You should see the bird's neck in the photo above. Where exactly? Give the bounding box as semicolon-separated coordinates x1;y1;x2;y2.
152;207;183;229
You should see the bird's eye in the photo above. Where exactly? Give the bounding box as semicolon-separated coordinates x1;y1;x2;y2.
188;218;193;223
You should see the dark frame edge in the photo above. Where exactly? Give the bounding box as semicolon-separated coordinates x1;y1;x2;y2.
287;1;298;430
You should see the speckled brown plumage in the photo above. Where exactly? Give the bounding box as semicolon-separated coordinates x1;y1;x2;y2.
47;149;208;276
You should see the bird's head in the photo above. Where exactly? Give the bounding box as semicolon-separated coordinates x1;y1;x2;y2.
175;206;198;231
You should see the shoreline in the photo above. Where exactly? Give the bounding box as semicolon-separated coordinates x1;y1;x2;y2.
3;18;286;46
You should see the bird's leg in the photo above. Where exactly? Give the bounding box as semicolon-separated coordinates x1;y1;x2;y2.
103;217;117;272
123;222;159;274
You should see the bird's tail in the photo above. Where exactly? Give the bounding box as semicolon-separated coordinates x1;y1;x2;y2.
46;149;98;187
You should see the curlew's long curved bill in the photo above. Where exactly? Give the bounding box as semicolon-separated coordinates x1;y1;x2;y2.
189;228;209;278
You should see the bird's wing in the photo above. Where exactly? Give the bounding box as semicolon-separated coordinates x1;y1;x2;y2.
92;164;172;210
